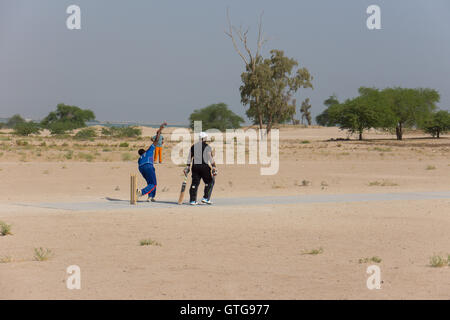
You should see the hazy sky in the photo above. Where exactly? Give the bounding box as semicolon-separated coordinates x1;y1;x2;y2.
1;0;449;124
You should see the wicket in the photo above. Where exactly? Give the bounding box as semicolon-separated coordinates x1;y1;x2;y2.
130;174;137;205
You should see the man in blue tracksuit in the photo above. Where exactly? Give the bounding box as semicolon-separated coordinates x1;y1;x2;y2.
136;122;166;202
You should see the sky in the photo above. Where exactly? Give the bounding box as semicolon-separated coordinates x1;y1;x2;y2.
1;0;449;125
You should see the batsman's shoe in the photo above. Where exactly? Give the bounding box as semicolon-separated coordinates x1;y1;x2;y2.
201;198;212;205
190;201;198;206
151;197;156;202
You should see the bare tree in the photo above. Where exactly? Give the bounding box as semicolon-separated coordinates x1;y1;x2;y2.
291;99;300;125
300;98;312;126
225;8;267;131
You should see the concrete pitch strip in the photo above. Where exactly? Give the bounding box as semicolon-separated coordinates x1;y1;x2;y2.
14;191;450;212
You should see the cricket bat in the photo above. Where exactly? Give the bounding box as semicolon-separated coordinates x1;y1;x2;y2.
177;174;188;205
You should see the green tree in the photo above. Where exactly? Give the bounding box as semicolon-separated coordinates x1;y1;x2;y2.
300;98;312;126
383;88;439;140
329;98;378;140
316;94;339;126
189;103;244;131
6;114;25;128
13;122;41;136
241;50;313;133
421;110;450;138
41;103;95;134
329;88;392;140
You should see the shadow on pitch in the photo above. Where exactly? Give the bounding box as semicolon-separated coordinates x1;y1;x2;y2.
105;197;181;205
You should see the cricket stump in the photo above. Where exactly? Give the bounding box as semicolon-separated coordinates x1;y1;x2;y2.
130;174;137;205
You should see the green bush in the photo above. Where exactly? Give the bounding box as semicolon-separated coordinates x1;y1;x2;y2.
115;127;142;138
119;142;129;148
101;127;113;136
48;122;73;135
101;126;142;138
16;140;29;146
13;122;41;136
74;128;97;140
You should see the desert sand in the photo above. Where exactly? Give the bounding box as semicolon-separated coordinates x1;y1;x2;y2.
0;126;449;299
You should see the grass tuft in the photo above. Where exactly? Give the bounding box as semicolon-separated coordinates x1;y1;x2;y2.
302;247;324;255
359;256;382;264
33;247;53;261
0;221;12;236
0;256;12;263
429;254;449;268
368;180;398;187
139;239;162;247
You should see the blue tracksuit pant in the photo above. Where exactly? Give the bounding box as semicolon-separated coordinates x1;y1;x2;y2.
139;163;157;198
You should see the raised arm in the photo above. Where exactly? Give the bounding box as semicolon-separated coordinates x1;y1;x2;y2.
151;122;167;149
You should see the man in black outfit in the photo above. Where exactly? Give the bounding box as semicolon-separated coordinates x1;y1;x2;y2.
183;132;217;205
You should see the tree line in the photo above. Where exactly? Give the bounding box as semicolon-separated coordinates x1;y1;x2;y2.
316;87;450;140
2;103;96;136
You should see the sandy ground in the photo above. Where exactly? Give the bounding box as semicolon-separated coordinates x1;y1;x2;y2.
0;126;449;299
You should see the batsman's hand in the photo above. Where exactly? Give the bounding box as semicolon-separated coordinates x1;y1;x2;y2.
183;166;190;176
212;167;218;176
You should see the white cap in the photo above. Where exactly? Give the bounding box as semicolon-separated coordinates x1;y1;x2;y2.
199;132;208;140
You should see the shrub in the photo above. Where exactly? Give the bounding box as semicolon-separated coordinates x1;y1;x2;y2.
33;247;53;261
301;248;324;255
0;256;12;263
116;127;142;138
0;221;12;236
16;140;29;146
101;127;113;136
78;152;95;162
119;142;129;148
139;239;162;246
359;256;382;264
429;254;448;268
13;122;41;136
65;150;73;160
74;128;97;140
101;126;141;138
48;122;73;135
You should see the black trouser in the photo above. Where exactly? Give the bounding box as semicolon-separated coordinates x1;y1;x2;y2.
189;164;213;202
